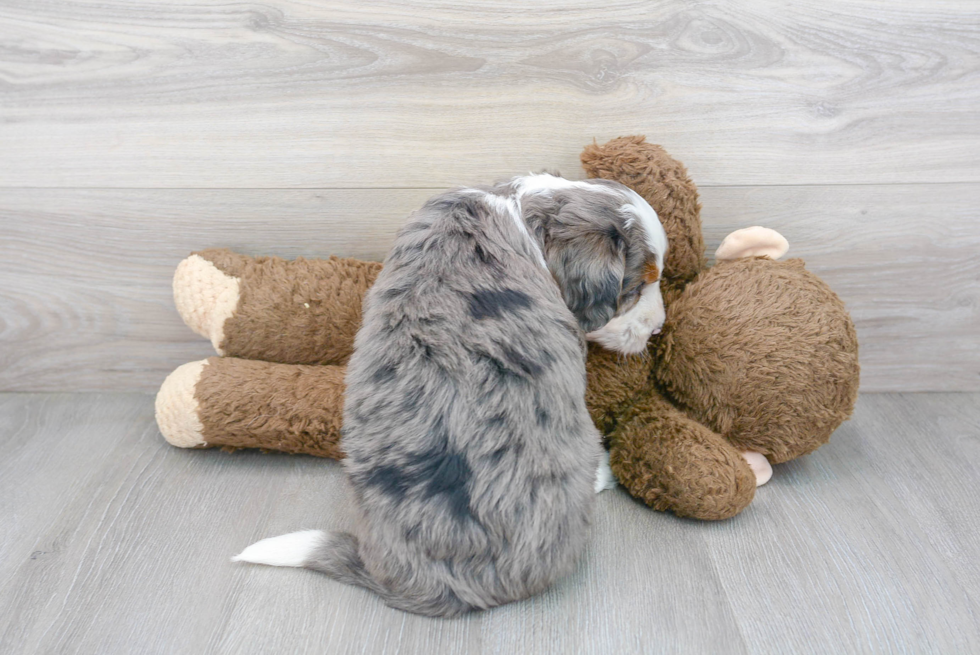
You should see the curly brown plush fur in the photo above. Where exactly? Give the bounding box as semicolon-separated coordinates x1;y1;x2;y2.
653;257;860;464
201;250;381;365
156;136;859;520
196;357;348;459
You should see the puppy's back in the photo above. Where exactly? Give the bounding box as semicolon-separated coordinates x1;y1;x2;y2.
339;189;600;614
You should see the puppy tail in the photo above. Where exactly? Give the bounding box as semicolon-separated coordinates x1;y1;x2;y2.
232;529;382;591
232;530;471;617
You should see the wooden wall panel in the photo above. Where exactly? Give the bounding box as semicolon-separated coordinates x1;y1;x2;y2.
1;0;978;187
1;184;976;392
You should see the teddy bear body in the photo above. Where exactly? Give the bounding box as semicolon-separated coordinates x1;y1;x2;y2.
157;137;859;520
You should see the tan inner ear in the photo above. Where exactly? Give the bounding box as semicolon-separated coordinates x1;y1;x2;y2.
643;261;660;284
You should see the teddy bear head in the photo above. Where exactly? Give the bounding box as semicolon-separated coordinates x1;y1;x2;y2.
581;134;706;306
582;136;860;465
579;135;712;431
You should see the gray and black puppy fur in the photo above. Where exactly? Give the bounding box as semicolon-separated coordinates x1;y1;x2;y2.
233;175;667;617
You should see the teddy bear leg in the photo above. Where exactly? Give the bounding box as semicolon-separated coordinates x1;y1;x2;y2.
609;394;758;520
156;357;347;458
173;249;382;365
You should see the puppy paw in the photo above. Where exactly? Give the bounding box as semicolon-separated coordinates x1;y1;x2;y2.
173;254;241;355
715;227;789;261
156;360;209;448
741;451;773;487
595;449;619;493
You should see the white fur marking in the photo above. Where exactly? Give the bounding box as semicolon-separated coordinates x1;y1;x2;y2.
482;192;518;219
513;173;619;198
595;450;618;493
582;188;669;355
481;191;547;268
231;530;325;568
620;189;668;271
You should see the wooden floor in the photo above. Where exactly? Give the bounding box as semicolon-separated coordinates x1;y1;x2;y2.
0;391;978;654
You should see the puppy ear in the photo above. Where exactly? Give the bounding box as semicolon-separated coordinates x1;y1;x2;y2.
546;227;626;333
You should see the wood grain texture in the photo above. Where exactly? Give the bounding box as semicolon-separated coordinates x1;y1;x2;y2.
0;392;977;653
704;392;980;654
1;184;977;392
1;0;978;187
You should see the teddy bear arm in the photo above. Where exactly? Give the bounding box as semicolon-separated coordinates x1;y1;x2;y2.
156;356;347;458
609;391;757;520
174;249;382;365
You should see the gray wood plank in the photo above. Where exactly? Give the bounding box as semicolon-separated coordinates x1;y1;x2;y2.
1;0;978;187
702;393;980;654
0;393;745;655
0;393;148;582
0;393;352;654
2;184;977;393
0;392;978;653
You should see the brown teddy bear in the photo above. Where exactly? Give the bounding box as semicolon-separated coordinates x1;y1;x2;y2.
156;136;859;520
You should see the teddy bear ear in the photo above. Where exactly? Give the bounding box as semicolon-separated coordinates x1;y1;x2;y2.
580;136;706;284
715;227;789;261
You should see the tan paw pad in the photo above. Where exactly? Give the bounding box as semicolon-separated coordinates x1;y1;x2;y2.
741;451;773;487
173;254;241;354
156;360;209;448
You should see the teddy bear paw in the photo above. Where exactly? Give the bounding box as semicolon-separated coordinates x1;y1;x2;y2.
156;360;209;448
741;451;773;487
173;254;241;355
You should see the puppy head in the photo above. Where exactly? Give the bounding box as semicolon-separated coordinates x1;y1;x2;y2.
584;185;669;355
518;176;668;354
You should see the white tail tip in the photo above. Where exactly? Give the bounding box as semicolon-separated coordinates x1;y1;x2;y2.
232;530;325;568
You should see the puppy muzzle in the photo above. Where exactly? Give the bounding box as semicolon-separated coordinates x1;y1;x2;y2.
586;283;665;355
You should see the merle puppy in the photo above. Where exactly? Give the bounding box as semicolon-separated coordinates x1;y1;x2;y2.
234;174;668;616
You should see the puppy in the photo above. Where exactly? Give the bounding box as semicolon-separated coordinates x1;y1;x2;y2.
233;174;668;617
